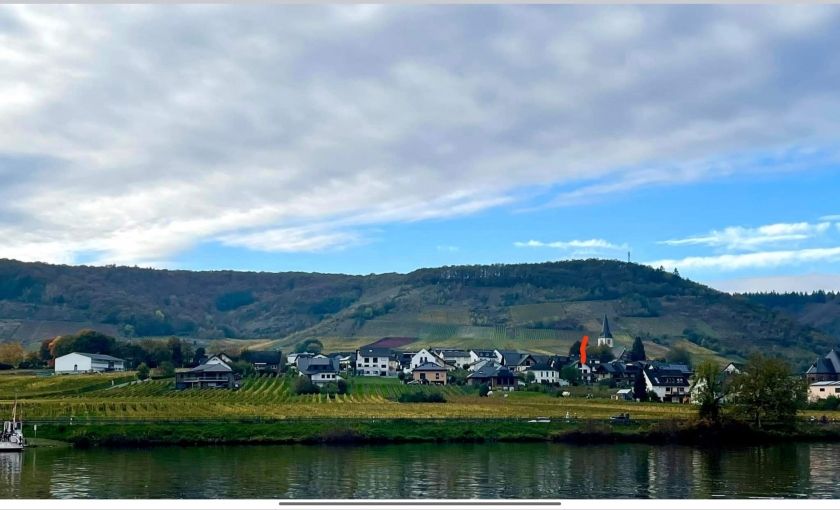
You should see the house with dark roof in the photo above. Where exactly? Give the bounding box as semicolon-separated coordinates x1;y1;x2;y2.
175;360;239;389
806;348;840;383
643;363;692;403
411;362;448;385
467;362;516;389
355;345;400;377
298;355;341;386
525;362;565;385
241;350;283;375
469;349;497;364
432;349;472;369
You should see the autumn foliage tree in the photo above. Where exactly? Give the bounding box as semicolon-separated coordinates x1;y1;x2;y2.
0;341;26;368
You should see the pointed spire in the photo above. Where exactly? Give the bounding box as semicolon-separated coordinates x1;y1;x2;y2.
600;314;612;339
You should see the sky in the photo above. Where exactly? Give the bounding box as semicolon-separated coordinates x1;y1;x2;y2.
3;5;840;292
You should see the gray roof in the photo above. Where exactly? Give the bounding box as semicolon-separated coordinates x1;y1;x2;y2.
189;363;233;373
435;349;470;358
358;346;394;358
471;349;496;358
468;364;515;380
298;356;339;375
600;315;613;339
413;362;448;372
242;350;282;364
526;362;556;372
643;366;690;387
74;352;125;362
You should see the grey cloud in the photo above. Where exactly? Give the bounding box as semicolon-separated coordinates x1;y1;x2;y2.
2;5;840;264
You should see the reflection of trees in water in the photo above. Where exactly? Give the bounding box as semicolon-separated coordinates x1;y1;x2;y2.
0;442;835;499
0;453;22;495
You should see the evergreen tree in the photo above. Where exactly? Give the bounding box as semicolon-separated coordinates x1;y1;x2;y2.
630;337;647;362
633;371;648;401
568;340;582;357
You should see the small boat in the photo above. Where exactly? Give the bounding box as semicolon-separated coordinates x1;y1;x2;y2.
1;400;25;452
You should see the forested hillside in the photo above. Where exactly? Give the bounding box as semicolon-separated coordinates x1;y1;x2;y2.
0;258;836;369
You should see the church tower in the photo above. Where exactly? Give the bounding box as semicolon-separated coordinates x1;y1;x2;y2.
597;314;614;348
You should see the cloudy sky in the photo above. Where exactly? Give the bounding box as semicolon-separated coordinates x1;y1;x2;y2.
3;5;840;292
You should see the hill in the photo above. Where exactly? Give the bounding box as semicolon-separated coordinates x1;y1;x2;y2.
0;258;836;369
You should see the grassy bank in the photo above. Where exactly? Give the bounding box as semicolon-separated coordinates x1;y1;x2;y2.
31;418;840;448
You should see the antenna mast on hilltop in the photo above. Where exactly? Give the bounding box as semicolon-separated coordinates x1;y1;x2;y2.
627;251;630;263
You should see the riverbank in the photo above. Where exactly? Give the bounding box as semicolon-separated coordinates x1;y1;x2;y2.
31;418;840;448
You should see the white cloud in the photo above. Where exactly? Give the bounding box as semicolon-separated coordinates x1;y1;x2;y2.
659;221;832;251
436;245;460;253
2;6;840;265
709;273;840;293
647;246;840;272
515;239;627;251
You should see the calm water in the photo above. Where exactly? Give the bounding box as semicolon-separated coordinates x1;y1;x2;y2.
2;442;840;499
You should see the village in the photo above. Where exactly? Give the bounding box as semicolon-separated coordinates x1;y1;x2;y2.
45;315;840;409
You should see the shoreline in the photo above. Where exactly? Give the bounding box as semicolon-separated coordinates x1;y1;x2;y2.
31;419;840;448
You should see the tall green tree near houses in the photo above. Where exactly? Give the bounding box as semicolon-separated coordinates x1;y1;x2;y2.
633;371;648;401
690;361;724;423
568;340;581;358
729;354;807;429
630;337;646;361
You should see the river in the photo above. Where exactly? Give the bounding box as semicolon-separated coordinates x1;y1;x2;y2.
2;442;840;499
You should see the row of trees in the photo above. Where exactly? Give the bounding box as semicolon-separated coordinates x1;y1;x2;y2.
690;355;806;428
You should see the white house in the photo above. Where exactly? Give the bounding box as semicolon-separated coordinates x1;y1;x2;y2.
432;349;472;369
55;352;125;374
409;349;446;371
643;364;691;403
809;381;840;402
356;345;399;377
469;349;497;364
525;362;565;385
297;356;342;386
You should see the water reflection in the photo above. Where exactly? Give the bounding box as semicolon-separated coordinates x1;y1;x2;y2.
0;442;838;499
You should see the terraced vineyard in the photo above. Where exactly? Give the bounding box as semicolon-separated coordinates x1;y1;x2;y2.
0;372;705;421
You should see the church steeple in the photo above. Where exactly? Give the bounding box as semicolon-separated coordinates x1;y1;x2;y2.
597;315;613;348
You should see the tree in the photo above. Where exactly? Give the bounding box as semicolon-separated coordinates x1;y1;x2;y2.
167;337;184;367
691;361;724;423
232;360;255;377
192;347;206;366
0;341;26;368
293;375;320;395
560;366;581;385
633;371;649;401
136;362;150;380
630;337;646;362
666;345;692;367
591;345;614;363
568;340;582;357
158;361;176;378
295;338;323;355
729;354;807;429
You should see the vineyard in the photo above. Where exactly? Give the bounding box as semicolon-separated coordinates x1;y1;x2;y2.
0;373;701;421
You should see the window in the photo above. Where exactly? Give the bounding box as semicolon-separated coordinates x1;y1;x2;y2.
435;372;440;379
836;388;840;393
666;387;672;393
373;357;379;363
365;357;369;363
821;388;826;392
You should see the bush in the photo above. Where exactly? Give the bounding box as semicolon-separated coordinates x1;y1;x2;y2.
320;379;348;396
293;376;320;395
478;384;490;397
810;395;840;411
158;361;175;378
397;391;446;403
136;363;149;380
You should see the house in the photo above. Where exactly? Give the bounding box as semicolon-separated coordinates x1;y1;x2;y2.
175;360;239;389
356;345;399;377
467;363;516;390
432;349;472;370
55;352;125;374
298;356;342;386
643;363;692;403
287;352;314;366
411;362;448;385
409;349;446;370
592;360;626;383
495;349;528;367
613;388;634;401
241;350;283;375
525;362;564;385
204;353;235;366
806;348;840;383
571;360;594;383
597;315;614;348
809;381;840;402
332;352;356;371
469;349;497;364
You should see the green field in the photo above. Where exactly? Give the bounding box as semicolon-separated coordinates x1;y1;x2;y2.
3;372;836;424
